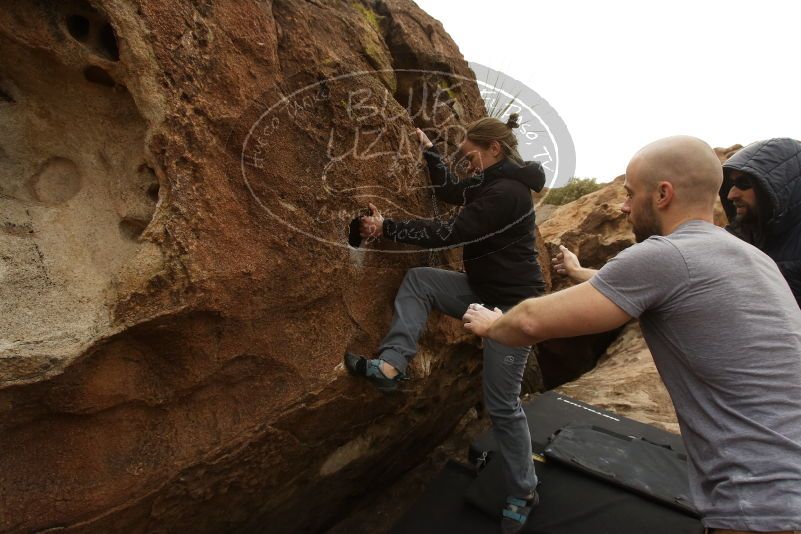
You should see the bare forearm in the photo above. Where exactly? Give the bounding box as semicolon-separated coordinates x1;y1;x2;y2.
570;267;598;283
485;298;541;346
482;282;632;347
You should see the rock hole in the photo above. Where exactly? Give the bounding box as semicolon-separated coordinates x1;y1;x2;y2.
348;217;362;248
146;183;160;203
27;157;82;205
137;164;160;202
98;23;120;61
66;14;90;42
119;218;148;240
0;87;14;103
83;66;115;87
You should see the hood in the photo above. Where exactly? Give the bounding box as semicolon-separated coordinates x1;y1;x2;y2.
720;138;801;237
484;158;547;192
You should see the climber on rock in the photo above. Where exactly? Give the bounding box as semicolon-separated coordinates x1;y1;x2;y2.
344;114;546;533
719;138;801;308
463;135;801;534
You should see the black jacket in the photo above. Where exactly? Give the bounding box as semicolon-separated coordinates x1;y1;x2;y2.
720;138;801;307
383;148;546;307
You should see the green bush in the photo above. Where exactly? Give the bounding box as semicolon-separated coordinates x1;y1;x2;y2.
543;177;604;206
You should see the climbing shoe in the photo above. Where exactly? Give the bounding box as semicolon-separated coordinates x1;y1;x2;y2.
501;491;539;534
344;352;404;393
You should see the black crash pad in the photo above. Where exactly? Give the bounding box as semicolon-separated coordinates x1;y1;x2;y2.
544;424;696;516
469;391;685;465
391;392;702;534
392;458;703;534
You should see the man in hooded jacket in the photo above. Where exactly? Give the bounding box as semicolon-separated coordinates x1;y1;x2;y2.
720;138;801;307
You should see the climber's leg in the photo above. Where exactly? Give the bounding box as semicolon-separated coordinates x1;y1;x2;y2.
377;266;476;375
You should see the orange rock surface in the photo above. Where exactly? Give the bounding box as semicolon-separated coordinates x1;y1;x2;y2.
0;1;491;531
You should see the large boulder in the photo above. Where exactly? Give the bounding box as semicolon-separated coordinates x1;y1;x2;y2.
539;174;633;290
0;1;491;531
532;176;632;386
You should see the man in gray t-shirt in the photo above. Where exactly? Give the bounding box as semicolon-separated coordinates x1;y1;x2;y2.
592;221;801;530
462;136;801;533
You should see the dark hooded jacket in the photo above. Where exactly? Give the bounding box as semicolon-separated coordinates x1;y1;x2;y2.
720;138;801;307
383;148;546;308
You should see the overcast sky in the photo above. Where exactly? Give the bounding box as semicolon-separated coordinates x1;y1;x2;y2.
414;0;800;181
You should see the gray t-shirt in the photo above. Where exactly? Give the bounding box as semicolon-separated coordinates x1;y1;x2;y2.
591;220;801;531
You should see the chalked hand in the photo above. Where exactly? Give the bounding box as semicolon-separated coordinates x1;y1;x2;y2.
462;303;503;337
415;128;433;150
359;203;384;239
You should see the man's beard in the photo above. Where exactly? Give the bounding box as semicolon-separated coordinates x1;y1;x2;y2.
733;202;757;225
632;203;662;243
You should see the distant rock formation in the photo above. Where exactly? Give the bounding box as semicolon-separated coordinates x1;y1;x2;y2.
558;321;680;433
539;174;633;291
715;144;744;164
0;1;492;531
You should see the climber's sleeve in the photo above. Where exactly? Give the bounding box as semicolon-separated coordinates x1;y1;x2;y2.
422;148;475;206
383;183;519;249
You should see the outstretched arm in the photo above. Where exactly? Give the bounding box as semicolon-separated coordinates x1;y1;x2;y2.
381;181;522;249
416;129;474;206
552;245;598;283
463;281;631;346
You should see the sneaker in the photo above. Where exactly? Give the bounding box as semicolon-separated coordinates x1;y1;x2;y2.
344;352;404;393
501;491;539;534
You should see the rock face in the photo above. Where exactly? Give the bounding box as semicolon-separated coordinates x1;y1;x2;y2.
539;174;633;291
0;1;493;531
715;144;744;164
558;321;679;434
532;177;632;386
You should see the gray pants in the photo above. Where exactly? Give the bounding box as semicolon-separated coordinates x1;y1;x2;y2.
379;267;538;498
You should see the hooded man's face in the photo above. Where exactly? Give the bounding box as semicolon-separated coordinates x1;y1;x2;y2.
726;170;759;224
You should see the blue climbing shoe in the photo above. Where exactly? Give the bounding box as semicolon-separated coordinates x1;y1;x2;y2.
344;352;404;393
501;491;539;533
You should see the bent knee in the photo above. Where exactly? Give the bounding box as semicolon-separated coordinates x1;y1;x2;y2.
486;400;524;421
401;266;434;289
404;266;434;281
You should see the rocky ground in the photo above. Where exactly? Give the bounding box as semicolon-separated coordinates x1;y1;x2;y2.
325;404;490;534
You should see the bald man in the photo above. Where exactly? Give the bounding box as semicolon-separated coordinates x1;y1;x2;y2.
464;136;801;533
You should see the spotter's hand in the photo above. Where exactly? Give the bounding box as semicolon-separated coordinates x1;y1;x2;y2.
359;202;384;239
552;245;581;277
462;303;503;338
